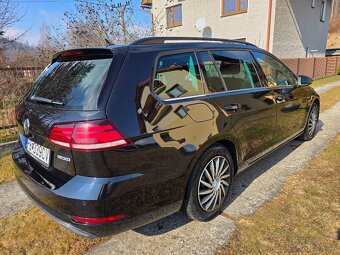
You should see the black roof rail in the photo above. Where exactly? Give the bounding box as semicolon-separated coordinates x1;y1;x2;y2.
130;37;257;47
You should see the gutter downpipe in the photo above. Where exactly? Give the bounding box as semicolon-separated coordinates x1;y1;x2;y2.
266;0;273;51
141;4;154;36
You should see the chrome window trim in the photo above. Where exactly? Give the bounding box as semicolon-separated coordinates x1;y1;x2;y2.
153;85;295;105
207;85;295;98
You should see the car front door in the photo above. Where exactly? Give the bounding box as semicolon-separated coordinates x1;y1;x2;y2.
197;50;278;165
251;51;308;143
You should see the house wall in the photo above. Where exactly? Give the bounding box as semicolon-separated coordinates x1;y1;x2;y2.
272;0;332;58
331;0;340;17
152;0;273;49
151;0;332;58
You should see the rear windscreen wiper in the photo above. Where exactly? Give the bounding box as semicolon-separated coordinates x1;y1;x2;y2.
30;96;64;105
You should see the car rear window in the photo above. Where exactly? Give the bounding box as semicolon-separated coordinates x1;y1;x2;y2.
28;57;112;110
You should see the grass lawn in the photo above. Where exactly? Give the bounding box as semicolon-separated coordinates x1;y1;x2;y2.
0;154;16;184
217;134;340;255
0;207;108;255
311;74;340;88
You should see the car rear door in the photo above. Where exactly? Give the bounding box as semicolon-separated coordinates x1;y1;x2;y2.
251;51;308;143
135;51;216;180
197;50;278;164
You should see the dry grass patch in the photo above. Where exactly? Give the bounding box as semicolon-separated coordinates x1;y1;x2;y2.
320;86;340;113
0;129;17;143
217;135;340;255
311;75;340;88
0;154;16;184
0;207;108;255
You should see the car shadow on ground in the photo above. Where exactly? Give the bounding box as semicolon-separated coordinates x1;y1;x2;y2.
134;121;324;236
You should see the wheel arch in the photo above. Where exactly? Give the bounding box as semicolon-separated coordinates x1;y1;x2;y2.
192;138;240;175
182;137;240;209
313;97;320;109
213;140;238;175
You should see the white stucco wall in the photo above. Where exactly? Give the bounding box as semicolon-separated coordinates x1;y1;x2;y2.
152;0;272;49
272;0;332;58
151;0;332;58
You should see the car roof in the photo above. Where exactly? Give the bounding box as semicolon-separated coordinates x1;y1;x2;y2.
57;37;261;57
106;37;260;54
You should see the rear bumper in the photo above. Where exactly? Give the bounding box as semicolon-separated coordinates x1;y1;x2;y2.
16;179;97;238
12;142;182;237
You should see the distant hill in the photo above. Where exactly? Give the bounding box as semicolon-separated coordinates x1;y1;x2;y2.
0;37;35;52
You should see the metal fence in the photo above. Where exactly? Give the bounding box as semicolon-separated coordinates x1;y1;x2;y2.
281;56;340;79
0;67;44;143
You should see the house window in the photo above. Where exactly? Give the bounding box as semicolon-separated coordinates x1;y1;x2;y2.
320;0;326;22
311;0;316;8
222;0;248;17
166;4;182;28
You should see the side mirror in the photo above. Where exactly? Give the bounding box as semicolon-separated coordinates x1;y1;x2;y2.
298;75;313;86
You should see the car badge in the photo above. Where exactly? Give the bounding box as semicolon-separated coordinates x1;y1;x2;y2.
23;118;30;136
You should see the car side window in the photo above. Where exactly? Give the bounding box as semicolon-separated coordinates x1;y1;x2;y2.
197;51;226;93
154;52;203;99
252;51;297;87
210;50;261;91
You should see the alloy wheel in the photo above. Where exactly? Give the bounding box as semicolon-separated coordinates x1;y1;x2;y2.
308;106;318;137
197;156;231;212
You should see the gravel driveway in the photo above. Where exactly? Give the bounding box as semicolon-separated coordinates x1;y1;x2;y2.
0;83;339;254
314;80;340;94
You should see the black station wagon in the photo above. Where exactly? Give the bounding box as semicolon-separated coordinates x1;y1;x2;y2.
12;37;320;237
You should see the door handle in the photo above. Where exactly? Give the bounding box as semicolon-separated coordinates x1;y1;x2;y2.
225;104;242;112
275;95;284;102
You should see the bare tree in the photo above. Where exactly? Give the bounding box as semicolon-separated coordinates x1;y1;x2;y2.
35;24;63;65
0;0;26;50
41;0;150;50
63;0;138;47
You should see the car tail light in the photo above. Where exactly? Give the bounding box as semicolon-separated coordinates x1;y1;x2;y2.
48;119;128;151
70;214;126;224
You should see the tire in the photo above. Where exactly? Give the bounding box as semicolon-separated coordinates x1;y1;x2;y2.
299;102;319;141
183;144;234;221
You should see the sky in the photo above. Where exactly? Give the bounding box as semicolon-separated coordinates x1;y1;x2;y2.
5;0;150;46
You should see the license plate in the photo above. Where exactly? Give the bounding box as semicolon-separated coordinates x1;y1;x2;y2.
25;138;51;167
